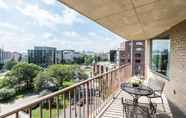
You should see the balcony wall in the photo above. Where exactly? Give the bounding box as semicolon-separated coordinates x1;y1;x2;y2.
145;20;186;118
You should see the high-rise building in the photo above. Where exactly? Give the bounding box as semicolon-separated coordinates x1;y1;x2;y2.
121;40;145;76
56;50;64;64
109;50;117;63
28;47;56;67
0;49;13;64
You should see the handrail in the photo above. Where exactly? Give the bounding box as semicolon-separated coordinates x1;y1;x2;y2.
0;63;131;118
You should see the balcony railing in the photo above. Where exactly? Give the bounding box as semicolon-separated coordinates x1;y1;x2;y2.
0;64;131;118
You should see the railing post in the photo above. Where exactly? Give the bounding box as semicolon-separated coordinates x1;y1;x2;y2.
86;82;89;117
29;107;32;118
15;112;19;118
49;99;52;118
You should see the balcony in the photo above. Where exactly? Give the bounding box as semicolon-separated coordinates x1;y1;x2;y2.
0;64;173;118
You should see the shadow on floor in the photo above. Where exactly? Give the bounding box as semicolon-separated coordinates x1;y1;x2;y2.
167;99;186;118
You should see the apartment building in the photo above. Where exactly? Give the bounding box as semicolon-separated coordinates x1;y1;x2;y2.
28;46;56;67
0;49;13;64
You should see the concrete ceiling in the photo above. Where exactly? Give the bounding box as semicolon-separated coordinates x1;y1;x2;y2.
59;0;186;40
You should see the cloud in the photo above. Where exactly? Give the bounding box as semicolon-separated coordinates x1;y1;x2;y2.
0;0;8;9
0;22;21;31
16;4;61;28
61;6;85;25
0;0;123;53
63;31;79;37
41;0;56;5
15;2;85;28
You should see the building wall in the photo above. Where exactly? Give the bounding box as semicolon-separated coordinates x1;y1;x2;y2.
124;41;145;76
145;20;186;117
28;47;56;67
166;20;186;117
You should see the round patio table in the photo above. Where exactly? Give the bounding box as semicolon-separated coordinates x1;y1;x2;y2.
121;83;153;105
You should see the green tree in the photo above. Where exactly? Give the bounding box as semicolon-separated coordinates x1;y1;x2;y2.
4;59;17;70
47;64;76;87
33;71;58;92
8;63;43;91
77;69;88;80
84;55;94;65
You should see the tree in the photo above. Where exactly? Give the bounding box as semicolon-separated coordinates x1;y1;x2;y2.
33;71;58;92
77;69;88;80
0;88;15;101
4;59;17;70
84;55;94;65
47;64;77;87
8;63;43;92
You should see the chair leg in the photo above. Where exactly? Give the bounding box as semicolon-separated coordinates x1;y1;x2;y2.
161;96;165;112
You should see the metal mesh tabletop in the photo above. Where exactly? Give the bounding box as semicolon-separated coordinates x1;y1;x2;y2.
121;83;153;96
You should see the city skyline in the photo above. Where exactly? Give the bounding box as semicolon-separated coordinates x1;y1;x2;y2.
0;0;125;53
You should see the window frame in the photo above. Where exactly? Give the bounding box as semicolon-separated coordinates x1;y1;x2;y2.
150;38;170;80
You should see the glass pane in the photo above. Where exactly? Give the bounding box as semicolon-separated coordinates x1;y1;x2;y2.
151;39;170;77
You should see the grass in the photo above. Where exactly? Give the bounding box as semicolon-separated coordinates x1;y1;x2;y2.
32;99;69;118
32;107;60;118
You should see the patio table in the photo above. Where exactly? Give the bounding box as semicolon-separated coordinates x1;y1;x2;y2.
121;82;153;105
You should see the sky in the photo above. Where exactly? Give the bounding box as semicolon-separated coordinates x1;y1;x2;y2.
0;0;126;53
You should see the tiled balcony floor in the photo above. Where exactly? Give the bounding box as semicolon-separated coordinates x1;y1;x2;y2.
99;90;173;118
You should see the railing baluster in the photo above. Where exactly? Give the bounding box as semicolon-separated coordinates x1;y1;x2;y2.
63;93;66;118
56;96;59;118
83;84;85;118
69;91;71;118
40;103;43;118
74;88;77;118
89;80;92;118
28;107;32;118
86;82;89;118
15;112;19;118
78;86;81;118
93;79;95;117
49;99;52;118
95;77;98;114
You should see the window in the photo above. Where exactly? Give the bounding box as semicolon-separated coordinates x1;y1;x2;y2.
135;60;141;63
136;48;143;51
136;42;143;45
135;53;141;57
151;39;170;77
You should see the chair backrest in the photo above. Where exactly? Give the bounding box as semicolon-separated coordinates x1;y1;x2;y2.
148;78;166;93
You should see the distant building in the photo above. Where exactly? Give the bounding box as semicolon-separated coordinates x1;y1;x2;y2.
28;46;56;67
0;49;13;64
96;52;109;61
12;52;22;62
109;50;117;63
121;40;145;76
56;50;82;64
116;49;128;66
62;50;75;63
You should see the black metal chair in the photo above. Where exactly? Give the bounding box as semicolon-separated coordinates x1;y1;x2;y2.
147;78;166;111
121;97;157;118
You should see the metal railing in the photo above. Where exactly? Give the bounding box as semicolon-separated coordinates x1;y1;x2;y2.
0;64;131;118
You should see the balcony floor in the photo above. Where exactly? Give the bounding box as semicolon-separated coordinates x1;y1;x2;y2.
99;90;173;118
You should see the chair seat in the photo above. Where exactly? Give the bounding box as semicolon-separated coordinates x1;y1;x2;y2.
123;99;156;118
148;91;161;98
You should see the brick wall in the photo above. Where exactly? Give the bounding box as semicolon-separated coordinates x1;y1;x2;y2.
145;20;186;117
165;20;186;117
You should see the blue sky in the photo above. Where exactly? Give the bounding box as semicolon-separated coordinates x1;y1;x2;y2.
0;0;125;53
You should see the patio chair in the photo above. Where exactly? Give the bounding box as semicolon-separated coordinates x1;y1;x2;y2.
121;97;157;118
147;78;166;111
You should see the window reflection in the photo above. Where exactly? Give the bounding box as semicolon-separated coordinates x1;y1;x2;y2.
151;39;170;77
